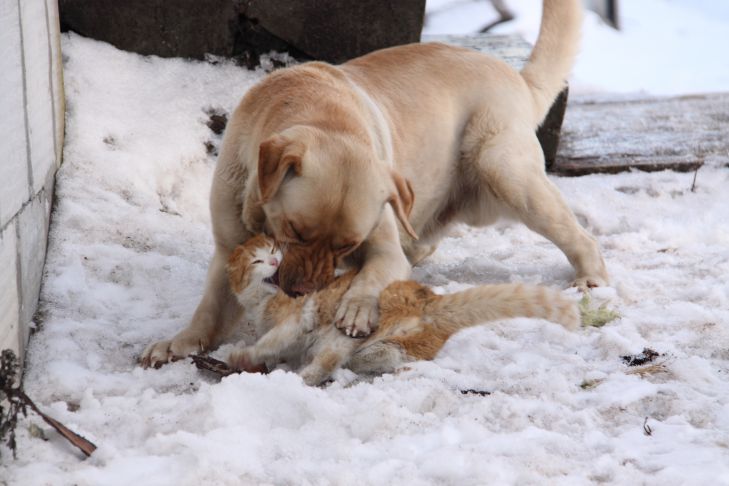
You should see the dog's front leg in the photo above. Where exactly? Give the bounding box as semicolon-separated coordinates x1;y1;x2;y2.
335;211;410;337
141;162;250;368
141;247;243;368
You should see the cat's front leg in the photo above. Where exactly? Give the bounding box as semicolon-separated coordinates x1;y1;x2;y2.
298;331;360;386
298;351;348;386
227;316;307;371
228;345;268;373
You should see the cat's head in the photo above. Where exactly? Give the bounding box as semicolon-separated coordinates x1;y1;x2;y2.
228;234;282;297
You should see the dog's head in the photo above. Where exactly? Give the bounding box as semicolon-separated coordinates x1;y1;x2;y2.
253;126;417;295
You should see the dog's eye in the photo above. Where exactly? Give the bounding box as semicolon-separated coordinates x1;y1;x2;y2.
251;259;263;264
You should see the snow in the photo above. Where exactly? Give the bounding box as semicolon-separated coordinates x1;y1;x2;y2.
424;0;729;97
3;2;729;483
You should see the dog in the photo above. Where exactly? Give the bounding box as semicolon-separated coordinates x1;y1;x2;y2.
141;0;607;368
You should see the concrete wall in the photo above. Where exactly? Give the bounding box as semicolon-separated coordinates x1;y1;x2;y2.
0;0;64;361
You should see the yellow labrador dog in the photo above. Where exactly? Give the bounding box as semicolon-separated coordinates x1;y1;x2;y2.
142;0;607;367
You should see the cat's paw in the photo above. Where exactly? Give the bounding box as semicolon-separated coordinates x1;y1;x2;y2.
299;364;330;387
228;347;267;373
140;331;208;369
334;291;379;337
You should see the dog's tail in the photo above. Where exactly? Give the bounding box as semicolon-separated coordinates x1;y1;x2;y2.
521;0;583;126
425;283;580;332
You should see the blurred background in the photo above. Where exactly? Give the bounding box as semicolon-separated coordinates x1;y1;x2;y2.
424;0;729;96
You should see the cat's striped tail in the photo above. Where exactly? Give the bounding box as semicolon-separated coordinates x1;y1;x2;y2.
426;283;580;331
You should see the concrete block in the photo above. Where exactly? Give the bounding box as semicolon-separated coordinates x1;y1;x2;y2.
0;0;31;227
47;0;64;167
17;193;50;343
20;0;56;195
60;0;238;59
59;0;426;64
0;222;21;356
243;0;426;64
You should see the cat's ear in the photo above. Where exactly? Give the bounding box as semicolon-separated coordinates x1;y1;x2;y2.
258;135;305;203
388;170;418;240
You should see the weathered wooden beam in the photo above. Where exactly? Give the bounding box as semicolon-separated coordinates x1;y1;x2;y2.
553;93;729;175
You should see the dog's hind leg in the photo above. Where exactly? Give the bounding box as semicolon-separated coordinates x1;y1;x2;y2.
470;131;608;288
404;241;439;266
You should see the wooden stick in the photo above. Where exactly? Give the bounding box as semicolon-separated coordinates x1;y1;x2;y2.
18;390;97;457
191;355;239;377
191;354;268;377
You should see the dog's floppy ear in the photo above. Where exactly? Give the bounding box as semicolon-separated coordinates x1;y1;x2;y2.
388;171;418;240
258;135;304;203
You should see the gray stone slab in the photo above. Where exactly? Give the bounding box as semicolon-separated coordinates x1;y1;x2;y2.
17;192;50;342
21;0;56;195
554;93;729;175
0;0;31;227
60;0;426;65
244;0;426;64
60;0;238;59
47;0;64;168
0;221;20;356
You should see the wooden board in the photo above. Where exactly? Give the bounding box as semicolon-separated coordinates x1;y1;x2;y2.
422;34;532;70
553;93;729;175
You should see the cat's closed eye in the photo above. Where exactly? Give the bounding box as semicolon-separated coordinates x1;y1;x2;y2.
252;259;263;264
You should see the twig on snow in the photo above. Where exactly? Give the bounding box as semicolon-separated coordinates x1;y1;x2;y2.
460;389;492;397
17;390;97;457
191;354;269;377
1;349;97;458
690;165;700;192
643;417;653;436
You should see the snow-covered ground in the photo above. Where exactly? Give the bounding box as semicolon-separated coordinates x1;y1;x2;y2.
3;1;729;484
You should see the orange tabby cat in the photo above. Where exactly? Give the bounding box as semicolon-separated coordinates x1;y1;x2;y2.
227;234;580;386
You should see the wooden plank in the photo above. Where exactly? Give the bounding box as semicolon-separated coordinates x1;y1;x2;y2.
421;34;532;70
553;93;729;175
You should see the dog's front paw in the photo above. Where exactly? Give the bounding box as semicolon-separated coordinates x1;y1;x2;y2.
334;291;379;337
140;331;209;369
571;275;609;291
